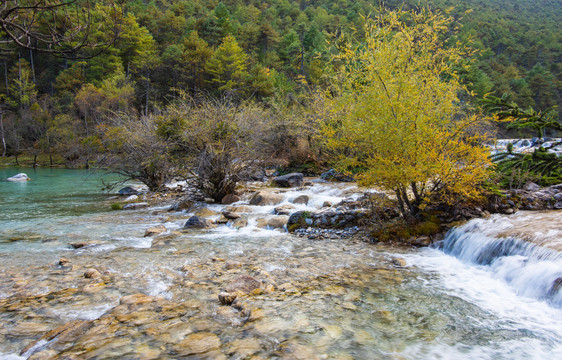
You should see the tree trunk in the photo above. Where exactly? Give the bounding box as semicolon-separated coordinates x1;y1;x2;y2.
145;69;150;117
395;189;409;219
33;154;37;168
3;59;8;93
0;110;6;157
29;49;36;84
299;33;305;76
18;52;22;109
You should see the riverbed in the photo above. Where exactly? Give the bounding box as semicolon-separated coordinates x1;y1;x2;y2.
0;168;560;359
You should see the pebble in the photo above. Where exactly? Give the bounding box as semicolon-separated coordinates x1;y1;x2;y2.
84;269;102;279
218;292;237;305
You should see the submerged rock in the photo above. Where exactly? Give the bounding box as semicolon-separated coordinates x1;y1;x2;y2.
226;275;261;294
119;293;155;305
123;202;149;210
218;292;237;305
391;258;407;267
175;332;221;356
273;173;304;187
6;173;30;181
70;242;93;249
84;269;102;279
144;225;166;237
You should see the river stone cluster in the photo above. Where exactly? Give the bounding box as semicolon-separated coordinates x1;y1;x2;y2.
491;183;562;213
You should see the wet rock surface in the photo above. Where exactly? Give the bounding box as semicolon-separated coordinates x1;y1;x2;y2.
184;216;215;229
273;172;304;187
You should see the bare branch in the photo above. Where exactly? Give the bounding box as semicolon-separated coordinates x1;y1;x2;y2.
1;0;123;58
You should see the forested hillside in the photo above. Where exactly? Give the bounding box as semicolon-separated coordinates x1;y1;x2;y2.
1;0;560;163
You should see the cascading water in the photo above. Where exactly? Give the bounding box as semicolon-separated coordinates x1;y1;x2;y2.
2;168;561;359
433;215;562;307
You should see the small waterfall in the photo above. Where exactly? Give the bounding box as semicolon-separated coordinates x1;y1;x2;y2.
434;220;562;308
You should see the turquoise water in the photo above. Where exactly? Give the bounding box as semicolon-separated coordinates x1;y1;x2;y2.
0;168;122;252
1;167;113;222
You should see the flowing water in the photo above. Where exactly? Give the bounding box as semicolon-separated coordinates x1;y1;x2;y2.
0;168;561;359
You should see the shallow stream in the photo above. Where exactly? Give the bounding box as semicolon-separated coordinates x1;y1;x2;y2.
0;168;560;359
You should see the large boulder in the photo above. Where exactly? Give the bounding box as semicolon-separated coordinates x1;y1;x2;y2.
287;211;313;231
118;185;147;196
249;191;284;206
320;169;354;182
184;216;214;229
221;193;240;205
273;173;304;187
6;173;30;181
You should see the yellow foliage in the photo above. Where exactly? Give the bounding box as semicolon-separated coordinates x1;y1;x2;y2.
317;8;492;216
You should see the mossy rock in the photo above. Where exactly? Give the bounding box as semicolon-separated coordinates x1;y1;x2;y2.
111;202;124;210
287;211;313;232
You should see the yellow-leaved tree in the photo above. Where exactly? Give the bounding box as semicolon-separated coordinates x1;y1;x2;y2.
317;9;492;218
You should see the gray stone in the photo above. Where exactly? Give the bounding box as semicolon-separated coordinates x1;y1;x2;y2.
320;169;354;182
118;186;140;196
184;216;214;229
293;195;309;205
123;202;149;210
524;182;541;191
273;173;304;187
